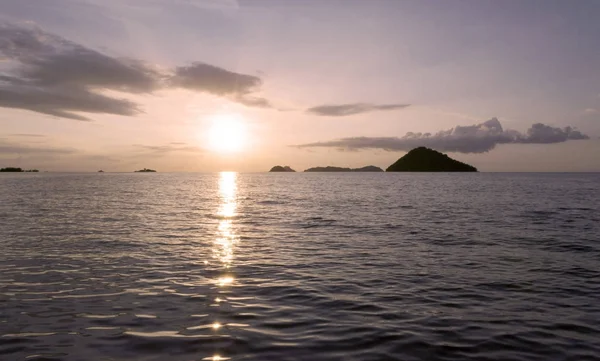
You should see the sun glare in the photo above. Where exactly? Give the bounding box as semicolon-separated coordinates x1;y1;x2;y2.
207;113;247;153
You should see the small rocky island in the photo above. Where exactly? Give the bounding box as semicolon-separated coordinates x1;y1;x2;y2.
304;165;384;172
135;168;157;173
386;147;477;172
1;167;39;172
269;165;296;172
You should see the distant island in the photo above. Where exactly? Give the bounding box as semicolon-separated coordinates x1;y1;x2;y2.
135;168;157;172
304;165;384;172
386;147;477;172
1;167;39;172
269;165;296;172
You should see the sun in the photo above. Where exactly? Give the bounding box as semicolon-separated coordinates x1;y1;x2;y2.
207;113;247;153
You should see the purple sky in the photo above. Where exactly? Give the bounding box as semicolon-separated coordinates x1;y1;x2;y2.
1;0;599;171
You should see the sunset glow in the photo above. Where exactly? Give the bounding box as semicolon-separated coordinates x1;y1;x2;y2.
207;113;247;154
1;2;599;360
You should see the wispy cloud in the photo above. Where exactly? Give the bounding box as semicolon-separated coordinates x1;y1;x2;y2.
0;22;272;120
133;143;205;155
8;133;46;137
171;62;274;108
2;23;417;120
172;62;260;96
306;103;410;116
0;85;141;121
295;118;589;153
234;94;272;108
0;139;77;155
0;22;157;120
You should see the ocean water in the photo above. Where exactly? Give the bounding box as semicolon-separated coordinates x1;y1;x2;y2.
1;172;599;361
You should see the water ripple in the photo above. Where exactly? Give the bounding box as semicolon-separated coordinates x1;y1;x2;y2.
1;172;599;360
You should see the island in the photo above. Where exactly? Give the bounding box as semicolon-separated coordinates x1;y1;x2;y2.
98;170;104;173
1;167;39;172
135;168;157;172
386;147;477;172
304;165;384;172
269;165;296;172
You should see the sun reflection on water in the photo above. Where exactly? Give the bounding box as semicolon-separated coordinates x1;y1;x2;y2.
214;172;238;278
216;276;234;287
202;355;229;361
205;173;238;361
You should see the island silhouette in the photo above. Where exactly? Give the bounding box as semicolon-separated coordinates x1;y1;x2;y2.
386;147;477;172
304;166;384;172
1;167;39;172
269;165;296;172
135;168;157;172
269;147;477;173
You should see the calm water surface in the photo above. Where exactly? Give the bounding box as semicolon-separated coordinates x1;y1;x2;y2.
1;172;599;361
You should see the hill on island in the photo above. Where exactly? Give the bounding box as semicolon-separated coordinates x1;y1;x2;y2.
1;167;39;172
304;165;384;172
386;147;477;172
135;168;157;172
269;165;296;172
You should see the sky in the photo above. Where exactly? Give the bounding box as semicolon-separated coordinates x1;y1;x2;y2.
0;0;599;172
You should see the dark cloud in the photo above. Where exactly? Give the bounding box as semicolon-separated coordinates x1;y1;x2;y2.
171;62;272;108
0;23;154;119
172;62;261;95
0;23;160;92
307;103;410;116
234;95;272;108
0;85;140;121
24;54;160;93
296;118;590;153
0;22;273;119
523;123;588;143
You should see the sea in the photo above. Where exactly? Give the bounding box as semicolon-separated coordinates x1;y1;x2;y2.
1;172;599;361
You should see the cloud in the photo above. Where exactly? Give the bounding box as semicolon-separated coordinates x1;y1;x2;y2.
0;23;160;92
171;62;272;108
0;23;156;119
295;118;589;153
0;22;273;120
234;95;272;108
0;85;140;121
133;143;205;155
0;139;77;155
172;62;261;95
307;103;410;116
584;108;598;114
523;123;588;143
3;22;416;118
8;134;46;137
